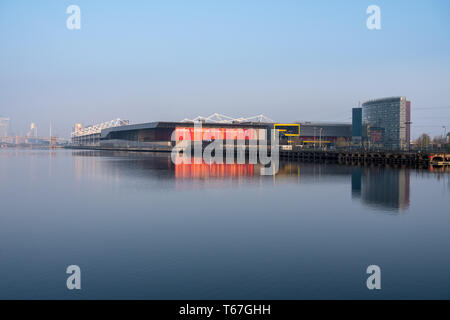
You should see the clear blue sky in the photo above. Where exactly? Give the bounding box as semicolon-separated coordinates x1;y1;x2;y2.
1;0;450;138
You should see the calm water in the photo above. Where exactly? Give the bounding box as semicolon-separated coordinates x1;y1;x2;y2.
0;148;449;299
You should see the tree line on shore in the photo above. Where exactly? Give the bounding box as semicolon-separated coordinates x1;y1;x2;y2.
414;133;450;149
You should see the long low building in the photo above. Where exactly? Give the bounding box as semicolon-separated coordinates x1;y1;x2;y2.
72;121;271;151
296;122;352;147
71;119;352;150
274;122;352;148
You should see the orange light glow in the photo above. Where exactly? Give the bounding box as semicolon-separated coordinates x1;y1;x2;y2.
174;127;256;141
175;162;255;179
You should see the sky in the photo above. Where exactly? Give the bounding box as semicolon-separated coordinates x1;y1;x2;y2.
1;0;450;138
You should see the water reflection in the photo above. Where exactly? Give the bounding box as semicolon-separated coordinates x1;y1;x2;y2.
175;162;256;179
73;150;176;183
277;163;411;212
1;149;450;299
68;151;422;213
351;167;410;212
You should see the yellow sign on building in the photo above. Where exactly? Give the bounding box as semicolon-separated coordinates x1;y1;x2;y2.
274;124;301;137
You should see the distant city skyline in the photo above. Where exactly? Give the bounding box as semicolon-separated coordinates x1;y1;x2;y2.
0;117;10;137
1;0;450;139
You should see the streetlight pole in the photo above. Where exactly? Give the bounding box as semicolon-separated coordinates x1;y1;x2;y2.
443;126;448;150
313;127;316;150
405;120;412;152
319;128;323;150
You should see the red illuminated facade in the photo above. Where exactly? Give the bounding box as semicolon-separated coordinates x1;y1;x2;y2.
174;127;257;141
175;162;255;179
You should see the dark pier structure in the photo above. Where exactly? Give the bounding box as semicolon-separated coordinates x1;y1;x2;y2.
279;149;449;168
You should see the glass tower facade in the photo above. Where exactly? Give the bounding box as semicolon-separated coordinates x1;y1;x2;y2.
362;97;410;150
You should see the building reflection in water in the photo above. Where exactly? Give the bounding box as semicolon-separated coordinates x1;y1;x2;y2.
352;167;410;212
175;162;255;179
73;150;175;183
174;160;412;212
276;162;353;183
72;152;263;191
72;151;414;212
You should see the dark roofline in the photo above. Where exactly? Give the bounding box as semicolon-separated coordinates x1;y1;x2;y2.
100;121;272;138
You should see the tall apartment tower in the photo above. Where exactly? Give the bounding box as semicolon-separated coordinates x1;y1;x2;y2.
362;97;411;150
